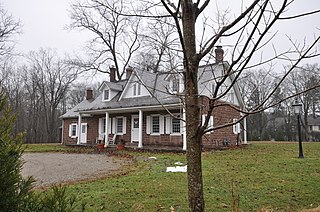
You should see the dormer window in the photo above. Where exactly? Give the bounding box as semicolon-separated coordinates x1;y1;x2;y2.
170;78;179;93
103;89;110;101
133;83;141;96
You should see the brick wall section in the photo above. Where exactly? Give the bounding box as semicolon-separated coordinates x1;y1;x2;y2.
62;99;241;148
200;96;241;148
62;118;78;144
62;117;99;145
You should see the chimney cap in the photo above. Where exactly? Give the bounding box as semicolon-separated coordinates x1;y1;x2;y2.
215;46;224;63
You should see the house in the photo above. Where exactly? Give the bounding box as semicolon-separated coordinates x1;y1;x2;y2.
307;117;320;141
61;47;247;150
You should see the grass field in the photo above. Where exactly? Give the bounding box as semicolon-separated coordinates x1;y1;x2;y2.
23;143;93;153
30;142;320;211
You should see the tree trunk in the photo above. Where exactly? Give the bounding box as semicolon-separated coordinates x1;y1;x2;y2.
182;1;204;211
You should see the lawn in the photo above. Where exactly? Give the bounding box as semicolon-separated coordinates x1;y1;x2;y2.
23;143;94;153
35;142;320;211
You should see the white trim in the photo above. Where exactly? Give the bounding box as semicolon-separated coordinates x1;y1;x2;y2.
165;115;171;134
112;118;115;134
123;117;127;134
182;108;187;150
146;116;150;134
243;116;248;144
160;115;164;134
150;114;161;135
77;114;82;144
138;110;143;148
69;123;78;138
105;112;109;146
233;118;241;134
202;114;214;134
102;89;110;101
77;103;182;114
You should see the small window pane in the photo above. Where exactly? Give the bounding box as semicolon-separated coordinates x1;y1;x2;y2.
152;116;160;133
137;83;141;95
172;117;181;133
104;90;109;100
117;118;123;133
71;124;77;136
172;78;179;92
133;84;136;96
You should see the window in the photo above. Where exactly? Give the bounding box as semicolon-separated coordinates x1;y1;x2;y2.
103;89;110;101
210;82;215;97
133;83;141;96
202;115;214;133
233;119;241;134
152;116;160;134
69;123;77;138
172;116;181;133
171;78;179;93
116;117;123;133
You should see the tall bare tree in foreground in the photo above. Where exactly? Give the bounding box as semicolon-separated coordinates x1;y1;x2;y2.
141;1;320;211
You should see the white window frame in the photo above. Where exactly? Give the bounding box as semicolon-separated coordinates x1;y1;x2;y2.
103;89;110;101
133;82;141;96
233;119;241;134
170;114;182;135
202;115;214;134
69;123;78;138
114;116;126;135
151;115;160;134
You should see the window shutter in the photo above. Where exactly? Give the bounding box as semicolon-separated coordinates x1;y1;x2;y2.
160;115;164;134
180;119;184;134
112;118;115;134
236;123;241;134
146;116;150;134
75;124;78;137
68;124;72;137
233;119;238;134
202;115;205;127
123;117;127;134
209;116;214;130
165;115;171;134
98;118;102;139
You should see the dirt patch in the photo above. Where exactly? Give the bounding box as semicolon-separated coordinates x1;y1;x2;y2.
22;153;131;188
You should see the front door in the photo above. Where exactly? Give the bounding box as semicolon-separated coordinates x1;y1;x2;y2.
131;115;139;142
80;123;87;143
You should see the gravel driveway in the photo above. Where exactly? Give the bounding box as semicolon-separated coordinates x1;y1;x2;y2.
22;153;129;188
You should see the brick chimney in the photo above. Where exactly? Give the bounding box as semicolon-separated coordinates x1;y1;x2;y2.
86;87;93;100
109;66;116;82
126;66;133;79
215;46;224;63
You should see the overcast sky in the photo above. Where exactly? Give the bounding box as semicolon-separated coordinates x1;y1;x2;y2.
2;0;320;66
2;0;91;57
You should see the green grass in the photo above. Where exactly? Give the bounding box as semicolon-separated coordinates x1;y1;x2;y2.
36;142;320;211
23;143;94;153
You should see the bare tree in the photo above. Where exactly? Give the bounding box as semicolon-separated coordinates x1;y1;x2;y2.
69;0;141;80
138;1;320;211
283;64;320;140
0;5;21;58
25;48;82;143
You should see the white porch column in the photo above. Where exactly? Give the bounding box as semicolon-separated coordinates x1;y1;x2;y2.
138;110;143;148
182;108;187;150
77;114;82;144
104;112;109;147
243;116;248;144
